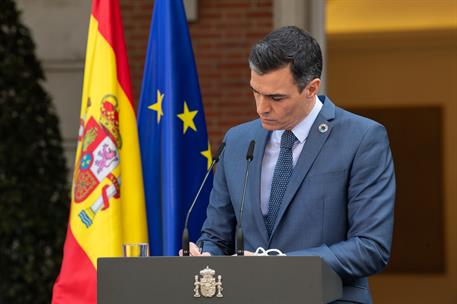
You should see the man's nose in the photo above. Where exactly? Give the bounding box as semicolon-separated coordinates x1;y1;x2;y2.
256;95;270;115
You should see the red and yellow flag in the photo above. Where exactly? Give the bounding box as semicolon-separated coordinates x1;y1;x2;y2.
52;1;147;303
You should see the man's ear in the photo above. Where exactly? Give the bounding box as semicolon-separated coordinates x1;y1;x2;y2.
305;78;321;98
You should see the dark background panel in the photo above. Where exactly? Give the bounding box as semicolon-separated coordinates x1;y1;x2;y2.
349;106;445;273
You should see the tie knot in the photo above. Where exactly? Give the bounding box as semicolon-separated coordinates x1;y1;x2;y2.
280;130;297;149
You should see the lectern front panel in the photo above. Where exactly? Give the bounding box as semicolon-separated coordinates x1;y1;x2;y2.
98;256;342;304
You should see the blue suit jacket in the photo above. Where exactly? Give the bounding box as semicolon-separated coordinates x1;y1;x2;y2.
199;96;395;303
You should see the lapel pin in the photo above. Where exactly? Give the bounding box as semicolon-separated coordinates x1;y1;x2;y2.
318;123;329;133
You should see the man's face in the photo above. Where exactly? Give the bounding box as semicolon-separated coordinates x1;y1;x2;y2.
250;65;317;131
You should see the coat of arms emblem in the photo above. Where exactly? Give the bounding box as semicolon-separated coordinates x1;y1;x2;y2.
73;95;122;228
193;266;223;298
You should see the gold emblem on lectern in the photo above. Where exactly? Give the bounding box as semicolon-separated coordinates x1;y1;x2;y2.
193;266;223;298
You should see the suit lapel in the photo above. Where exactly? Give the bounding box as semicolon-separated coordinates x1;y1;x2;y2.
249;123;270;245
270;97;336;240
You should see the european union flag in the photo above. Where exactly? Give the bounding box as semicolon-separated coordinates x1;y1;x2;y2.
137;0;212;256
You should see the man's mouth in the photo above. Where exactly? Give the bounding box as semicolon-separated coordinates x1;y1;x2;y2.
260;117;275;123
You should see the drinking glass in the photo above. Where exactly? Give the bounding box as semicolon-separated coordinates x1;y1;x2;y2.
122;243;149;257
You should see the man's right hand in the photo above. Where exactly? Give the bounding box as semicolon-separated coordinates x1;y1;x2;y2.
179;242;211;256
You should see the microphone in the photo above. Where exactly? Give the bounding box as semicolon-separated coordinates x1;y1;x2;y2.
236;140;255;256
182;142;226;256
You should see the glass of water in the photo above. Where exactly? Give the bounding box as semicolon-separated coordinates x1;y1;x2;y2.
122;243;149;257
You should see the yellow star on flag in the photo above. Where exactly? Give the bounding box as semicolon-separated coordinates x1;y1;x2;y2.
177;101;198;134
148;89;164;124
201;142;212;170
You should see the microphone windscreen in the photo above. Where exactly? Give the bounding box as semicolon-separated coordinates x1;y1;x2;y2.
213;142;226;162
246;140;255;161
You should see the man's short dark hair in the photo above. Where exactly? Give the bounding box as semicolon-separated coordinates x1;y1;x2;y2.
249;26;322;92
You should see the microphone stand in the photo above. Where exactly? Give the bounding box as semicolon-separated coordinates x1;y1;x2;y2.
236;140;255;256
181;142;226;256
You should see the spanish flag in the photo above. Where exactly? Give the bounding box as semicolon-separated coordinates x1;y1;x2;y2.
52;1;148;303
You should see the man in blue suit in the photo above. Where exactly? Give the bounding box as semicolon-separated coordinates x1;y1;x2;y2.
187;26;395;303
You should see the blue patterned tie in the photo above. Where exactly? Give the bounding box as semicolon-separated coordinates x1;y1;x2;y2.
264;130;297;237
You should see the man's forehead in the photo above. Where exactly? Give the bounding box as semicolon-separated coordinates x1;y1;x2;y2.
250;68;295;95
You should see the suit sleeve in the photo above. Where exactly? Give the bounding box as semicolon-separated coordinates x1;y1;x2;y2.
198;133;237;256
287;123;396;280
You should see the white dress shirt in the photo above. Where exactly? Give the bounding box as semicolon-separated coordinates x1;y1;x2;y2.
260;96;323;215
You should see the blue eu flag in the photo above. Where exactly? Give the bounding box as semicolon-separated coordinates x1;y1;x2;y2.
137;0;212;256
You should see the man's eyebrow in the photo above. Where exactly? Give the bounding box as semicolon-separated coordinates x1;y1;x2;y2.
250;85;260;94
267;93;288;99
250;85;288;98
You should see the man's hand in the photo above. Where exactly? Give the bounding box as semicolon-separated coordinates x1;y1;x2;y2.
179;242;211;256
